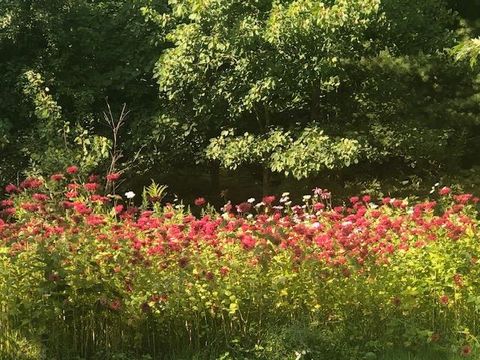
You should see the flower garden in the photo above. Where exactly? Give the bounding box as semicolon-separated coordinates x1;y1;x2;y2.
0;169;479;359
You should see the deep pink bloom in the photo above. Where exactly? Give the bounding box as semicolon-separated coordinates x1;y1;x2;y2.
439;186;451;196
50;173;64;181
32;193;49;202
439;294;449;305
241;234;255;249
5;184;17;193
106;173;121;182
66;166;79;174
236;202;252;213
194;197;206;207
349;196;359;204
262;195;276;206
88;174;100;182
84;183;99;192
20;178;43;189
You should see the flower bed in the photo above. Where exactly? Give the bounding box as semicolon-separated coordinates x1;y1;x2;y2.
1;170;479;359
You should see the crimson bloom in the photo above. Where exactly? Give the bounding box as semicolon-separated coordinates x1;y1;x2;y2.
50;173;64;182
5;184;18;193
194;197;206;207
106;172;121;182
461;345;472;357
439;294;449;305
262;195;276;206
66;166;79;174
439;186;451;196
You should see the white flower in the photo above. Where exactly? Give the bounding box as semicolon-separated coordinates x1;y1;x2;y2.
282;192;290;197
45;87;50;92
285;201;292;206
303;195;311;201
125;191;135;199
311;222;321;229
247;198;255;203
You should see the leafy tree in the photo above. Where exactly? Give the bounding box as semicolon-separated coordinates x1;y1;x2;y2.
0;0;167;183
149;0;478;193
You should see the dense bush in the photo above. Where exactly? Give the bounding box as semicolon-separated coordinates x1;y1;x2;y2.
1;169;480;359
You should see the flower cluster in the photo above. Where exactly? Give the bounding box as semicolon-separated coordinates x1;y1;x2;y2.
0;170;479;358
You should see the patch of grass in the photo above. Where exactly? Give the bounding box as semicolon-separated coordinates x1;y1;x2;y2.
380;349;477;360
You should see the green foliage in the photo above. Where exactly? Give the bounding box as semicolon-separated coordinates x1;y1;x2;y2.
151;0;475;182
21;71;111;174
452;38;480;67
207;127;362;179
0;0;166;182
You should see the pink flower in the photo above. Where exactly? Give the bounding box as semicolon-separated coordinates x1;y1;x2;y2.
236;202;252;213
5;184;18;193
66;166;79;174
50;173;64;182
1;200;14;208
32;193;49;202
439;294;449;305
84;183;99;192
262;195;276;206
439;186;451;196
349;196;359;204
241;234;256;249
194;197;206;207
106;172;121;182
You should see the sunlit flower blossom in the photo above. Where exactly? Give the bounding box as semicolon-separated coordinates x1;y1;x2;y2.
66;166;78;174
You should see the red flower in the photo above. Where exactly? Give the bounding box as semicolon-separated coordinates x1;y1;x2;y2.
241;234;255;249
262;195;276;206
106;172;121;182
88;174;100;182
439;186;451;196
236;202;252;213
86;215;105;227
313;202;325;211
66;190;78;199
84;183;99;192
1;200;14;208
439;294;449;305
461;345;472;357
66;166;79;174
454;274;464;287
362;195;371;203
50;173;64;182
32;193;49;202
5;184;18;193
349;196;359;204
109;299;122;311
194;197;206;206
20;178;43;189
